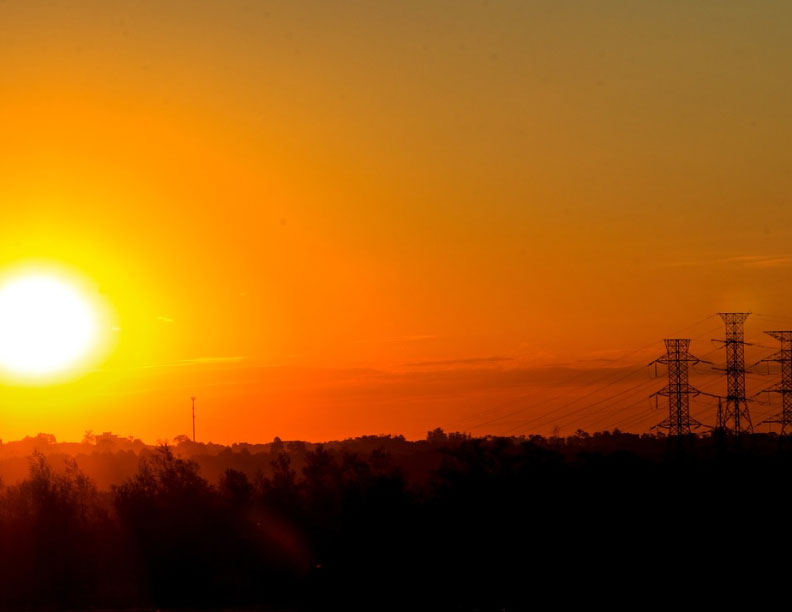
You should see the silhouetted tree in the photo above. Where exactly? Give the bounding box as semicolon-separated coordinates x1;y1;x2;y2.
0;432;790;610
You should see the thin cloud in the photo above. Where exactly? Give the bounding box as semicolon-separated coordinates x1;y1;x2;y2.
741;256;792;268
156;315;174;323
664;255;792;269
406;356;514;368
136;356;246;370
353;334;439;344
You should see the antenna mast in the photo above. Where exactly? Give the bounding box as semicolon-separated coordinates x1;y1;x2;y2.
191;396;196;442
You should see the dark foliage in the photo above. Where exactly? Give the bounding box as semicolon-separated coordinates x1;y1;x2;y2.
0;431;790;610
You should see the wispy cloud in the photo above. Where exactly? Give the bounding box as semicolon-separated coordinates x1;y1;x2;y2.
136;356;246;370
664;255;792;269
353;334;439;344
405;356;514;368
156;315;174;323
739;256;792;268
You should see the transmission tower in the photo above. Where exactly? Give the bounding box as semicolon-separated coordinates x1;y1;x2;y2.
716;312;753;433
651;339;705;435
759;331;792;435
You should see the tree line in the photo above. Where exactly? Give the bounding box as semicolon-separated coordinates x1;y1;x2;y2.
0;430;790;610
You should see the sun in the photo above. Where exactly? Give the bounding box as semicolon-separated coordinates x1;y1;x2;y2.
0;272;106;380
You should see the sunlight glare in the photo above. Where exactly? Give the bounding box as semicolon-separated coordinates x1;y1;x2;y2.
0;273;103;380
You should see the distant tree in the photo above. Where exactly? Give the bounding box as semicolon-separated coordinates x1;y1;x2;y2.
427;427;447;444
219;468;252;505
259;451;300;513
340;451;371;483
287;440;307;454
271;452;296;490
82;430;96;445
369;447;392;472
303;445;339;489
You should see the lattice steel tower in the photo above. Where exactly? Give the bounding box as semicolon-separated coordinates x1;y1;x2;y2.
760;331;792;435
651;339;704;435
717;312;753;433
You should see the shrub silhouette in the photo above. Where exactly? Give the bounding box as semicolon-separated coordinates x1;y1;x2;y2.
0;433;790;609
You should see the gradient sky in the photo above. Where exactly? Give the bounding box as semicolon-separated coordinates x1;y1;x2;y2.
1;1;791;443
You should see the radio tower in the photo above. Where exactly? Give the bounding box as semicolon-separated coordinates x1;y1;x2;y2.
716;313;753;433
651;339;705;435
191;396;196;442
759;331;792;435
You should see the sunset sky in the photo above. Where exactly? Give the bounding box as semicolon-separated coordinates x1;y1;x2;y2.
1;1;791;443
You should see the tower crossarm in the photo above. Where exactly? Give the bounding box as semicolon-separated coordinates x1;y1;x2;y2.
759;349;792;363
652;384;701;398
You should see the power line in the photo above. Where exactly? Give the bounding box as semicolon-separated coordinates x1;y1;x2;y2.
502;374;660;436
459;315;720;433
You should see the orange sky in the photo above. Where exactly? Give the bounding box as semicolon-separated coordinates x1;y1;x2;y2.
1;1;791;443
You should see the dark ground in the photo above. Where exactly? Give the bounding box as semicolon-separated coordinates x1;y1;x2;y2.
1;429;789;611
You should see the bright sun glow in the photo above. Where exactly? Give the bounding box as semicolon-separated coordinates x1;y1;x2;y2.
0;273;102;379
